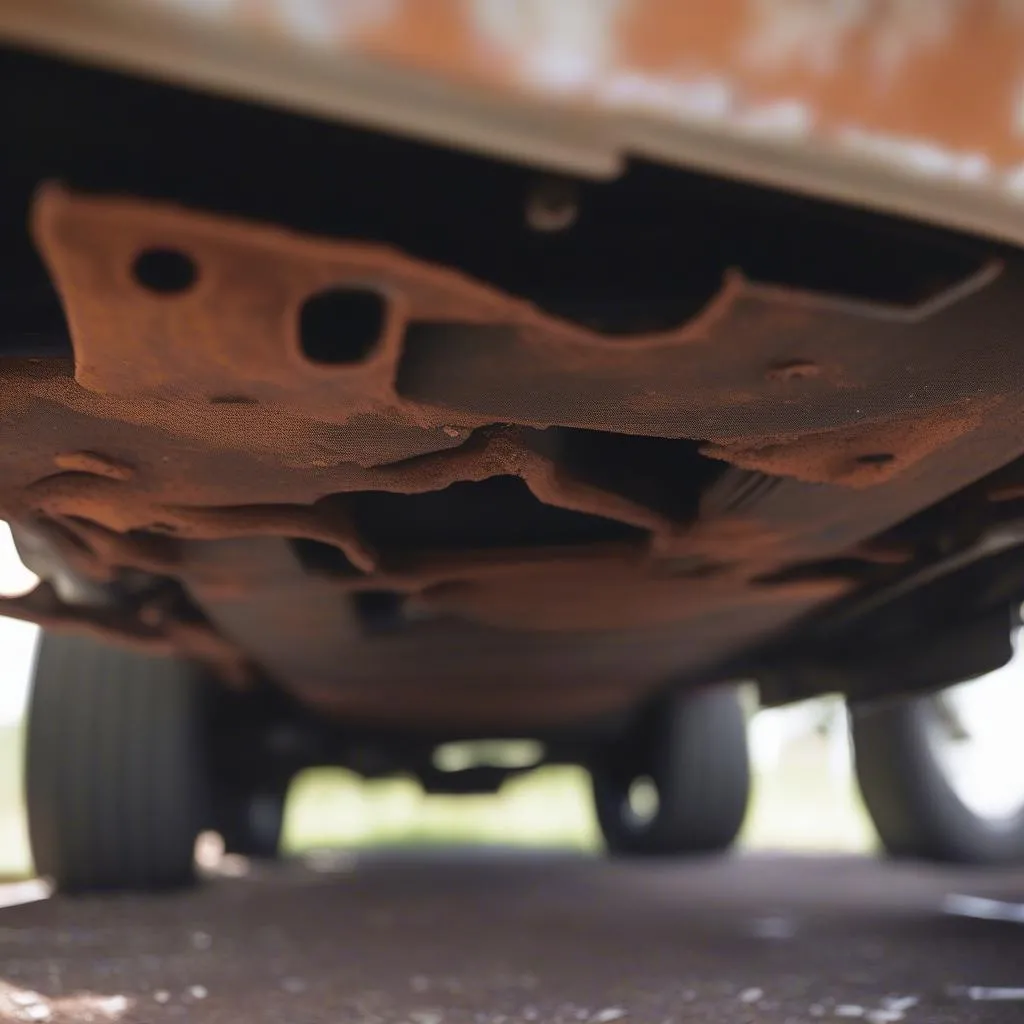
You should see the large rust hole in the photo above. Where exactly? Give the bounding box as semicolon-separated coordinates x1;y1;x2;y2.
545;430;726;523
299;287;386;365
290;537;363;577
354;477;645;554
132;248;198;294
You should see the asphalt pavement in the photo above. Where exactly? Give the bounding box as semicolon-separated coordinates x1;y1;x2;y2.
0;851;1023;1023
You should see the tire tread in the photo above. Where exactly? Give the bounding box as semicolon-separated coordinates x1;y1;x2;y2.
25;632;206;892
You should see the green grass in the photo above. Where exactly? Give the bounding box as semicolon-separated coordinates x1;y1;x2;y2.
283;765;601;853
282;743;874;856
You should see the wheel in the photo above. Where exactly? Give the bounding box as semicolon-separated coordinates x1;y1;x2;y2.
591;685;751;856
851;670;1024;864
214;785;287;860
25;632;209;893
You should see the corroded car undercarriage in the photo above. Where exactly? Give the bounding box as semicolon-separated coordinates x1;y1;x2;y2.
3;48;1024;738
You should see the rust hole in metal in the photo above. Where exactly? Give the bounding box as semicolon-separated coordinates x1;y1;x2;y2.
856;453;896;466
354;477;646;555
299;287;386;365
290;537;364;577
132;248;198;295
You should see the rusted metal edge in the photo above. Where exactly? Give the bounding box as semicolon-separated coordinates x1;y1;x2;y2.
4;1;1024;251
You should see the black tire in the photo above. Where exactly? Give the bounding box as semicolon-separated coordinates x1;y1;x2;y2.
214;786;286;860
591;685;751;856
851;693;1024;864
25;632;208;893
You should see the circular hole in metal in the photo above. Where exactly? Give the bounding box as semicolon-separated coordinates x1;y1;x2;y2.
856;453;895;465
299;287;386;365
132;248;198;294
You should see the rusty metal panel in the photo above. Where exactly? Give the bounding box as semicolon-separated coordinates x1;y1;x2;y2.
0;183;1022;722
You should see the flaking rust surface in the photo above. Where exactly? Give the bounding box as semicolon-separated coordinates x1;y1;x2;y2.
700;404;995;489
5;184;1024;720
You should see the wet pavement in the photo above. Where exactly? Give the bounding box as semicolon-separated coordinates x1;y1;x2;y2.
0;851;1023;1023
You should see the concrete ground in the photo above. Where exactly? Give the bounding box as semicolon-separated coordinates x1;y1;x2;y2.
0;852;1023;1023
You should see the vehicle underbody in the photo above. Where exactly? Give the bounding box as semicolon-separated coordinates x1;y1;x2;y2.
2;46;1024;761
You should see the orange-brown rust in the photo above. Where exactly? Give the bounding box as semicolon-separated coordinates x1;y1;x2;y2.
53;450;134;480
21;428;664;566
847;540;916;566
0;583;251;685
6;185;1022;707
701;402;996;489
411;574;850;633
31;184;564;418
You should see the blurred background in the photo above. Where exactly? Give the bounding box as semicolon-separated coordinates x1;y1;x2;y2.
0;523;880;879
